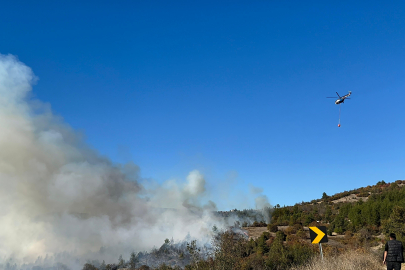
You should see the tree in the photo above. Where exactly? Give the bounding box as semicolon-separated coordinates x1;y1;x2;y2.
186;240;201;265
276;231;286;241
382;206;405;242
212;232;247;270
118;255;125;268
212;225;218;233
325;205;332;222
303;213;315;226
100;261;106;270
267;223;278;232
82;264;98;270
332;213;348;234
129;252;138;269
322;192;329;200
256;232;270;254
266;236;288;269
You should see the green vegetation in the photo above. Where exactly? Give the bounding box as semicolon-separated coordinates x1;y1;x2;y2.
162;230;316;270
272;180;405;239
82;180;405;270
81;230;316;270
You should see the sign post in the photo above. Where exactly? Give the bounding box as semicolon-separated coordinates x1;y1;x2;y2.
319;243;323;260
309;226;328;260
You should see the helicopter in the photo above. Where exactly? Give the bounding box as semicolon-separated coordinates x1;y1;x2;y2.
327;91;352;127
327;91;351;104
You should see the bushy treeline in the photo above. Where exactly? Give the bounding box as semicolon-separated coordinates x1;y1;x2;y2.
215;209;269;227
306;180;403;204
82;238;199;270
271;180;405;241
183;230;316;270
83;230;316;270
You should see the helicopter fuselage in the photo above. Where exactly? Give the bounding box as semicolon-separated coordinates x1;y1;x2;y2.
334;92;351;104
335;99;345;104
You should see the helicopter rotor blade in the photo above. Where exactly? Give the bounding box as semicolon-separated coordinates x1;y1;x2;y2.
336;92;341;98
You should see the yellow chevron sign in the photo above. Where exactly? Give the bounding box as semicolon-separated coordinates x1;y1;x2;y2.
309;226;328;244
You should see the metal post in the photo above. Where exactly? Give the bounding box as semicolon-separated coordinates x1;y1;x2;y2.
319;243;324;260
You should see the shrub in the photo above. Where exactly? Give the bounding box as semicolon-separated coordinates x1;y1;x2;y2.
293;223;304;231
266;239;289;269
83;264;98;270
296;229;307;240
156;264;181;270
267;223;278;232
358;227;372;241
285;226;297;235
286;234;299;242
276;231;287;241
357;192;369;197
262;231;270;239
256;232;271;254
266;236;275;246
287;242;316;266
240;254;266;270
335;227;344;234
252;221;267;227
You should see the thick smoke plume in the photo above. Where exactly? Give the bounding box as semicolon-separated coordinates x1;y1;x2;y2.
0;54;271;269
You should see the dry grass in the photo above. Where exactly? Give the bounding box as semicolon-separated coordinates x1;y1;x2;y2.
291;249;385;270
331;193;369;204
242;227;268;240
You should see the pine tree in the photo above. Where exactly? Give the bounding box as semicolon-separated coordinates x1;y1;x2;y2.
129;252;138;269
100;260;106;270
118;255;125;268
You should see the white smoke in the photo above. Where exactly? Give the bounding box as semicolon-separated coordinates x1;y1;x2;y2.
251;185;272;223
0;54;271;269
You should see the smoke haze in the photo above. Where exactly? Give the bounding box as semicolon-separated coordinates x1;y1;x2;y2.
0;54;271;269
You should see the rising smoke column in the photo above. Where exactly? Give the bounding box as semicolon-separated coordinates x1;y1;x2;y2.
0;54;213;265
0;54;271;269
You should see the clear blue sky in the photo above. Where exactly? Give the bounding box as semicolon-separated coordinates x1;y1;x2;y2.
2;1;405;208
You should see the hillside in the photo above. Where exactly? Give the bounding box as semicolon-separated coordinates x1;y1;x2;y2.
270;179;405;238
217;179;405;269
308;180;405;205
81;180;405;270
